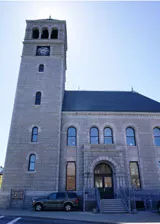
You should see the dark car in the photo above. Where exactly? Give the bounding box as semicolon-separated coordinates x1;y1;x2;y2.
32;192;80;212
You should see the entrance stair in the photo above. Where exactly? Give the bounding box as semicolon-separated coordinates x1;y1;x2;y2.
100;199;128;213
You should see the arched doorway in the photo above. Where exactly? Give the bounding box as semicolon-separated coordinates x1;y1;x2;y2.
94;163;114;199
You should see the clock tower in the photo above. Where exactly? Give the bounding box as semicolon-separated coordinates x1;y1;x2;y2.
2;18;67;193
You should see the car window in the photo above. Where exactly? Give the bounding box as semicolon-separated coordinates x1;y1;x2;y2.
68;193;77;198
56;192;65;199
48;193;56;199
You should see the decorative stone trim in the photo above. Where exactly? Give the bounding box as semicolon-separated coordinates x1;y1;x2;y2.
62;111;160;117
84;149;122;153
26;152;39;160
83;144;116;150
28;125;41;132
23;40;64;44
61;122;80;132
88;156;120;174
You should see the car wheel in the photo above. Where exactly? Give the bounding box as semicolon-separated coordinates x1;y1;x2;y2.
35;203;43;212
64;203;72;212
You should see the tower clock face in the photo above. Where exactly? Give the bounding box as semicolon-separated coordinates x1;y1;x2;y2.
36;46;50;56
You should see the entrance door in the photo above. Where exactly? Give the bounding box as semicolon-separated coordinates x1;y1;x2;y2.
94;163;114;199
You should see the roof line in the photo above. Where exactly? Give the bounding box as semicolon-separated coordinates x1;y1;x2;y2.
64;90;137;93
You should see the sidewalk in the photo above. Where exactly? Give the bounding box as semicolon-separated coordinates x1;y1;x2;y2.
0;209;160;224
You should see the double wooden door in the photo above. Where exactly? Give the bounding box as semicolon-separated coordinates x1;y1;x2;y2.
94;163;114;199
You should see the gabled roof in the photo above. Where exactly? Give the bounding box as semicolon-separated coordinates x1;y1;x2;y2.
62;91;160;113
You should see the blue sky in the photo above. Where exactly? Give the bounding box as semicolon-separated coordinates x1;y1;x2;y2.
1;1;160;166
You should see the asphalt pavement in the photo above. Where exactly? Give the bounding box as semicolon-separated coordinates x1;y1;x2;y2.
0;215;111;224
0;209;160;224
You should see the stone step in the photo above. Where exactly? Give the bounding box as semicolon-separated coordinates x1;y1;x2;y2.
101;208;127;211
101;206;126;209
100;199;124;203
100;199;128;213
101;202;124;205
101;210;128;213
102;205;126;208
101;203;125;206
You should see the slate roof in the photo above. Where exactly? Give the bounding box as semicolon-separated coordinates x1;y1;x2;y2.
62;91;160;113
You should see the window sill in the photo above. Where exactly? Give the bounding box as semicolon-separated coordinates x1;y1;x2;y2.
127;145;137;148
26;170;36;174
66;146;77;148
90;143;116;148
33;105;41;107
29;142;39;144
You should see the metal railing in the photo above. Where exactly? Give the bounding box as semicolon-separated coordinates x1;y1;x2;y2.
132;189;160;211
118;187;160;212
119;187;131;213
129;186;136;212
83;186;160;212
83;187;101;213
95;187;101;212
83;187;97;211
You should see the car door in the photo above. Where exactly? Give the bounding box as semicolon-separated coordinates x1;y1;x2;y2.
56;192;66;209
47;193;57;209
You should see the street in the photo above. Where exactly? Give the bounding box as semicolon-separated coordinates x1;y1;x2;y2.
0;215;110;224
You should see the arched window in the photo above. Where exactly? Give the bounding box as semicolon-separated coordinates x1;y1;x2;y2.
35;92;41;105
104;127;113;144
31;127;38;142
41;28;49;39
94;163;112;175
51;28;58;39
38;64;44;72
90;127;99;144
126;127;136;146
32;28;39;39
67;127;76;146
28;154;36;171
153;127;160;146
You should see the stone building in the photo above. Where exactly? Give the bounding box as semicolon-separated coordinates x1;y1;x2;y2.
1;18;160;209
0;167;3;189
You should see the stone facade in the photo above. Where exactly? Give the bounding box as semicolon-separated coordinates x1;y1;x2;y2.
60;112;160;193
0;167;3;189
1;18;160;208
2;19;67;194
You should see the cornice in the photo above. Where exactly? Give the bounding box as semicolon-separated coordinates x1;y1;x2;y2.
26;20;66;24
23;40;64;44
62;111;160;117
